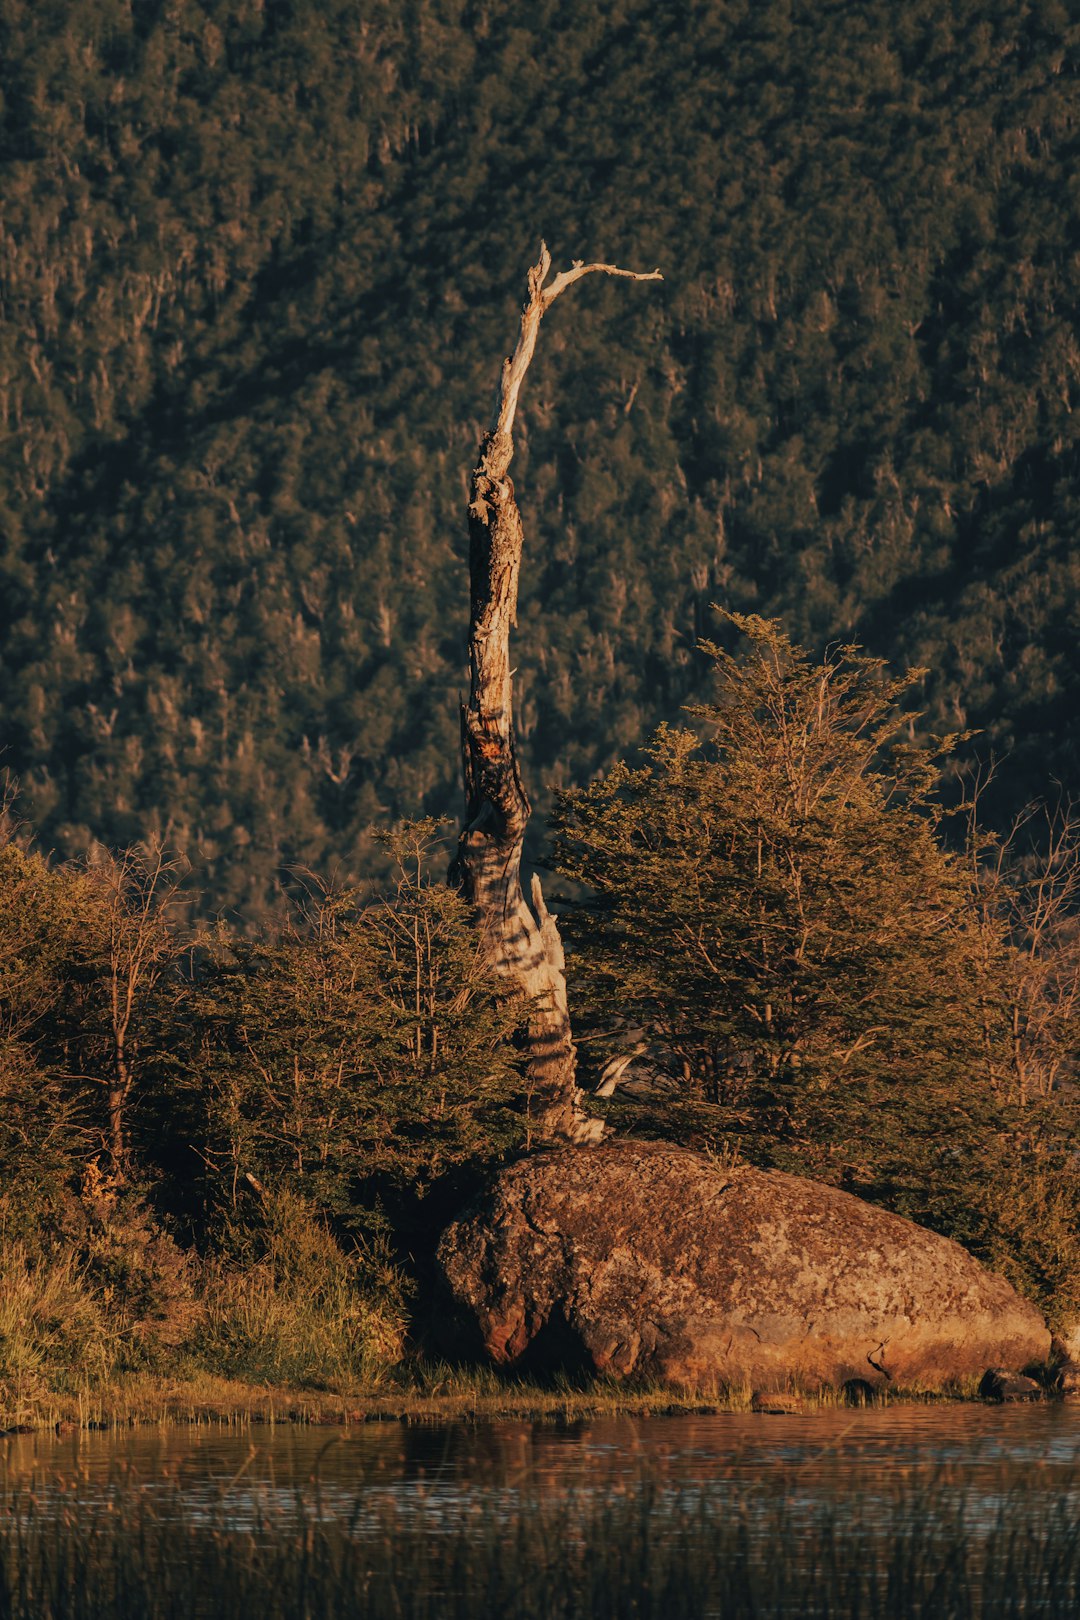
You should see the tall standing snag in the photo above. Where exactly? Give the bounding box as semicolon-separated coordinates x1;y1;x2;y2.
454;244;662;1143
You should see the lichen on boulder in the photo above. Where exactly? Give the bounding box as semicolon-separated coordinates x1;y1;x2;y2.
437;1141;1049;1391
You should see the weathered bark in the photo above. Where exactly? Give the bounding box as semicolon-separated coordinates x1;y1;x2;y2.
454;245;662;1144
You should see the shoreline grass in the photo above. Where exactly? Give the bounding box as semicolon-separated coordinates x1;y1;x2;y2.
0;1365;996;1436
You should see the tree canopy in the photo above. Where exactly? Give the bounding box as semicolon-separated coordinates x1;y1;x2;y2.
1;0;1078;916
553;615;1080;1313
553;615;984;1161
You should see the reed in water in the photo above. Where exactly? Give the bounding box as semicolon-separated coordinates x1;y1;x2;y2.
0;1461;1077;1619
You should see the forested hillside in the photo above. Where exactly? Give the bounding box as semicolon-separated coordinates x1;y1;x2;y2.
2;0;1079;917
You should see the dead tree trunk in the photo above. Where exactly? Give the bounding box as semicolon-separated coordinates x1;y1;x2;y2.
454;244;662;1144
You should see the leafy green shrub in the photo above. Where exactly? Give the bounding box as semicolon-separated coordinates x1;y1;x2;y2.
960;1136;1080;1334
0;835;99;1202
0;820;190;1189
0;1240;113;1407
61;1167;202;1366
195;1190;408;1388
554;614;987;1153
185;822;526;1225
0;1171;203;1405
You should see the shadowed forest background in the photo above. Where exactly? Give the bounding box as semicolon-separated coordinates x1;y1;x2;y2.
2;0;1079;919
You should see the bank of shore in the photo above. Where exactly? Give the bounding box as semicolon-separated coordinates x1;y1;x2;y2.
0;1367;997;1435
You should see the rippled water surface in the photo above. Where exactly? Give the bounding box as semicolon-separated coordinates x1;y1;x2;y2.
4;1403;1080;1535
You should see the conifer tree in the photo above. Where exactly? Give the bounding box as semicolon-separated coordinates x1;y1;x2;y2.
553;613;990;1184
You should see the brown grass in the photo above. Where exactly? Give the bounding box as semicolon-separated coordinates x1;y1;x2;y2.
1;1364;982;1434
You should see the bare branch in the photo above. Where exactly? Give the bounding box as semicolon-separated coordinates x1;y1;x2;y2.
541;257;664;311
494;241;663;441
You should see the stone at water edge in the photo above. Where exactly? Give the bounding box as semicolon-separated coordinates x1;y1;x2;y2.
750;1391;810;1414
1047;1330;1080;1398
841;1378;880;1407
1058;1367;1080;1400
1052;1323;1080;1363
436;1140;1050;1392
978;1368;1044;1403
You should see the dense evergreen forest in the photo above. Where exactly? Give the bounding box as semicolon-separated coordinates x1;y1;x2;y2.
2;0;1079;920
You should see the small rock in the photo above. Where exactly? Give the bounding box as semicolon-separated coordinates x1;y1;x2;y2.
841;1378;880;1407
1052;1327;1080;1366
1055;1363;1080;1399
750;1390;808;1414
979;1367;1044;1403
0;1424;34;1437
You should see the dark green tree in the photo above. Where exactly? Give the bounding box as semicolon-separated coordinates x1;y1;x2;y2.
187;821;526;1222
0;830;91;1204
553;614;992;1189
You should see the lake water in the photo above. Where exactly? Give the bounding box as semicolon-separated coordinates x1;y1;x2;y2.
4;1402;1080;1536
4;1408;1080;1617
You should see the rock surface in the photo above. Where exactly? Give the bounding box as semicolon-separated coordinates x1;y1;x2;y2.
437;1141;1050;1391
1057;1364;1080;1400
978;1368;1044;1402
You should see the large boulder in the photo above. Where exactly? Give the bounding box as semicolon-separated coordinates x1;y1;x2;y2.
437;1141;1049;1391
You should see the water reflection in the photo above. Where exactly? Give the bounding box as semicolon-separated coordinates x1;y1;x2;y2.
4;1405;1080;1540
